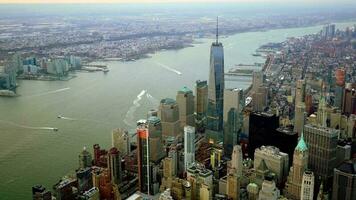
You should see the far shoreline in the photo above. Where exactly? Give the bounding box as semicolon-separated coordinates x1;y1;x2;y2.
85;19;356;65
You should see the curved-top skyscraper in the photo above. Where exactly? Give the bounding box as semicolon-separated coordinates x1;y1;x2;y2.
207;17;224;138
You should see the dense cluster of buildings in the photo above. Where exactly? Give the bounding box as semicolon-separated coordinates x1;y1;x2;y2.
2;8;356;62
0;54;81;94
32;24;356;200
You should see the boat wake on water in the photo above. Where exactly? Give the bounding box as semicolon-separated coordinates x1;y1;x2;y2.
0;119;58;132
26;87;71;98
57;115;116;126
155;62;182;75
123;90;146;127
146;93;160;106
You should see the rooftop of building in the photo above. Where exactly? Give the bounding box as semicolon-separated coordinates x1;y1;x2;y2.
336;159;356;175
295;133;308;152
147;116;161;125
160;98;176;105
178;86;193;94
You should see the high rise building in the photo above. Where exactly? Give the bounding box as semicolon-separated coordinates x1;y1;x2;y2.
147;116;165;163
184;126;195;171
301;171;315;200
334;69;345;109
53;178;77;200
187;164;213;200
226;173;240;200
32;185;52;200
254;146;289;186
332;160;356;200
252;71;264;93
305;93;314;115
223;88;244;157
200;183;212;200
295;80;306;105
137;120;151;194
207;17;224;141
107;147;122;184
257;176;280;200
249;112;298;166
93;144;108;168
196;80;208;131
294;80;306;135
176;87;195;127
158;98;181;138
230;145;243;177
0;64;17;90
343;83;356;116
247;183;259;200
252;86;268;112
112;128;130;156
284;134;309;199
294;102;306;136
317;91;328;127
303;124;338;190
76;167;92;193
79;146;92;169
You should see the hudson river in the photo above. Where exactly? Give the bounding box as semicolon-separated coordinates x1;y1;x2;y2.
0;21;354;199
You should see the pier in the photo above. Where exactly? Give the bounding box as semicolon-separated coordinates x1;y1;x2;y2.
82;64;108;69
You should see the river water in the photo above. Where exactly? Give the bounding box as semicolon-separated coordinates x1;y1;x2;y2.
0;21;354;199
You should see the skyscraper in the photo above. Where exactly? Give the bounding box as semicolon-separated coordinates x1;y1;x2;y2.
176;86;195;127
147;116;165;163
343;83;356;116
294;79;306;135
230;145;243;177
249;112;298;164
184;126;195;171
254;146;289;186
257;176;280;200
137;120;151;194
332;160;356;200
284;134;309;199
207;17;224;141
158;98;181;138
304;124;338;190
223;88;244;157
252;71;264;93
107;147;122;184
294;102;306;136
76;167;92;193
301;171;315;200
112;128;130;156
295;80;306;105
334;68;345;109
79;146;92;169
196;80;208;131
226;173;240;200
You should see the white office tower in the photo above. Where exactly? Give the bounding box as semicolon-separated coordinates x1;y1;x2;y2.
258;177;280;200
184;126;195;171
230;145;243;177
301;171;314;200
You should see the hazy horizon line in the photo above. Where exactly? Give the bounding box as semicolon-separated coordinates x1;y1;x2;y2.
0;0;355;4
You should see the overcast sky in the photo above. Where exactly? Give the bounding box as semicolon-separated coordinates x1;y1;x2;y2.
0;0;355;4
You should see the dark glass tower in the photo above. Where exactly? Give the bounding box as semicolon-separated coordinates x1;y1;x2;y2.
207;17;224;137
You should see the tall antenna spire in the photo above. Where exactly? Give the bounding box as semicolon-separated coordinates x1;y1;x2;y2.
216;16;219;44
